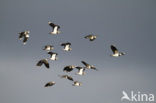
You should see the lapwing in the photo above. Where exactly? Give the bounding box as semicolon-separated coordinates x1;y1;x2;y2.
75;66;85;75
59;75;74;81
61;42;72;51
44;81;55;87
43;45;54;51
81;61;97;71
110;45;125;57
72;81;82;86
48;52;58;61
36;59;49;69
18;30;30;45
63;65;75;72
84;34;96;41
48;21;60;35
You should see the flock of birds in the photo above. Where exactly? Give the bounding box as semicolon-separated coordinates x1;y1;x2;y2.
18;21;126;87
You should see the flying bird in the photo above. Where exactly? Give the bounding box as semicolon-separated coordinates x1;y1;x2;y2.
48;21;60;35
36;59;49;69
18;30;30;45
44;81;55;87
43;45;54;51
59;75;74;81
75;66;85;75
48;52;58;60
81;61;97;71
63;65;75;72
110;45;125;57
61;42;72;51
84;34;96;41
72;81;82;86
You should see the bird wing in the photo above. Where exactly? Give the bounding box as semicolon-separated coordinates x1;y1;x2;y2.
81;61;89;67
36;60;43;66
23;36;28;44
43;59;49;68
91;66;98;71
66;42;71;45
61;43;66;46
84;35;92;38
19;32;24;39
67;76;74;81
47;52;52;55
76;66;82;70
111;45;118;54
49;22;55;29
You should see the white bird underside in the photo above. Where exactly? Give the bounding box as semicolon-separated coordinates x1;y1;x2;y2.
50;26;60;34
50;54;57;60
77;69;85;75
112;53;120;57
73;81;81;86
64;45;71;51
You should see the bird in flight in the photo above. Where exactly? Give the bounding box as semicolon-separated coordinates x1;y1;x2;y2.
110;45;125;57
36;59;50;69
63;65;75;72
18;30;30;45
84;34;97;41
59;75;74;81
43;45;54;52
61;42;72;51
44;81;55;87
48;21;60;35
75;66;85;75
72;81;82;86
48;52;58;61
81;61;97;71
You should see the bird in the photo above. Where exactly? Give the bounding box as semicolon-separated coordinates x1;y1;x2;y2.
72;81;82;86
44;81;55;87
121;91;131;101
48;52;58;61
48;21;60;35
61;42;72;51
43;45;54;51
59;75;74;81
63;65;75;72
36;59;49;69
84;34;96;41
110;45;125;57
81;61;97;71
18;30;30;45
75;66;85;75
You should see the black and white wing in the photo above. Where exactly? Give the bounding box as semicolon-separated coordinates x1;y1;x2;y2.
36;59;49;69
81;61;89;67
111;45;118;54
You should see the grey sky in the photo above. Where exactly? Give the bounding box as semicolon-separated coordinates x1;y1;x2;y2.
0;0;156;103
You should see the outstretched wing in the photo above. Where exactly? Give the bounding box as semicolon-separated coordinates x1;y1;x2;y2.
36;60;43;66
43;59;49;69
19;32;24;40
48;22;56;29
84;35;92;39
111;45;118;54
67;76;74;81
23;37;28;44
81;61;89;67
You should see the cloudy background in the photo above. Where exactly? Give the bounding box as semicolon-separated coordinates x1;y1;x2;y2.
0;0;156;103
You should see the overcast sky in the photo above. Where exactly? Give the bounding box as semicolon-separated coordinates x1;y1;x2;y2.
0;0;156;103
